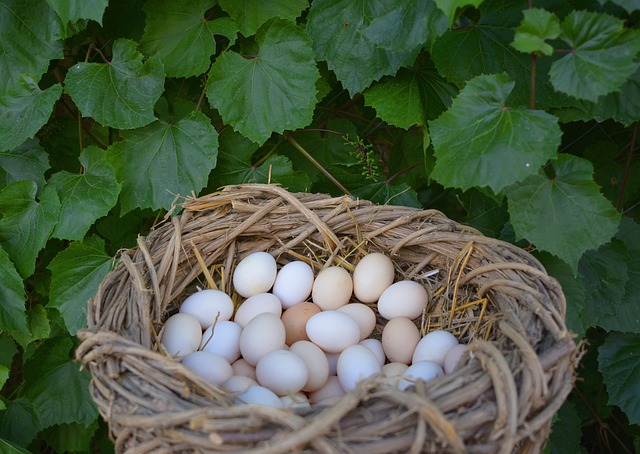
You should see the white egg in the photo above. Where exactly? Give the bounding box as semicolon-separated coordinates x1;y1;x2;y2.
235;386;283;407
272;261;315;309
337;344;381;392
353;253;395;303
311;266;353;311
200;320;242;363
231;358;257;379
232;252;277;298
306;311;360;353
239;312;286;365
379;362;409;387
179;289;234;329
359;338;386;366
256;349;309;396
398;360;444;391
289;340;330;392
412;330;459;367
377;280;428;320
161;313;202;358
222;375;258;393
233;293;282;328
337;303;376;340
444;343;469;374
180;351;233;385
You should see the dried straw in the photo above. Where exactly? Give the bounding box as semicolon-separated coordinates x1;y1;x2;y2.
76;184;578;453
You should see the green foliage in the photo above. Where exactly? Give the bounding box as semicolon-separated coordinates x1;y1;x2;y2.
0;0;638;451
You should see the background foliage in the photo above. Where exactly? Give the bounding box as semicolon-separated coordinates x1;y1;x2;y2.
0;0;639;452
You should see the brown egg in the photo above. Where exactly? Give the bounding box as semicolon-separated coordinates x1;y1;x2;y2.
381;317;421;364
281;302;321;345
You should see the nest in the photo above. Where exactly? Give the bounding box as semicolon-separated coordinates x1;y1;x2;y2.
76;184;578;453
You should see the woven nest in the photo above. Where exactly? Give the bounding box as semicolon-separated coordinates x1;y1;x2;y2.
76;184;578;454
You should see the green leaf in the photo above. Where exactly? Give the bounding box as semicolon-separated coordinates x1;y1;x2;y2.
11;304;51;350
42;420;99;454
48;146;121;241
0;334;18;370
0;181;61;278
429;73;561;193
21;336;98;429
459;189;509;238
141;0;238;78
598;332;640;425
612;218;640;334
434;0;485;25
108;112;218;213
549;10;640;102
0;139;50;192
45;0;108;24
207;19;319;145
364;60;457;129
511;8;560;56
0;76;63;152
352;182;421;208
65;38;164;129
102;0;146;41
218;0;308;37
507;154;621;272
0;0;64;97
48;236;113;336
0;438;31;454
543;400;582;454
0;365;8;394
362;0;448;53
0;398;39;447
598;0;640;13
306;0;418;96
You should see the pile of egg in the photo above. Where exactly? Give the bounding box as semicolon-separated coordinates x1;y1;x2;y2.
160;252;468;408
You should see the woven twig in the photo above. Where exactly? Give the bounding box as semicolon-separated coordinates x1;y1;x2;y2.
76;184;578;453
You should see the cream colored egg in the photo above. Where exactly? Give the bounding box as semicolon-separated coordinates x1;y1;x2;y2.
337;303;376;340
179;289;234;329
308;376;345;404
306;311;360;353
444;343;469;374
180;351;233;385
160;313;202;358
233;293;282;328
239;312;286;365
311;266;353;311
359;338;386;366
235;386;283;407
200;320;242;363
256;349;308;396
232;252;277;298
398;360;443;391
412;330;459;367
272;261;315;309
379;362;409;387
232;358;256;379
353;253;395;303
280;392;311;409
377;280;428;320
289;340;330;392
382;317;421;364
337;344;381;392
222;375;257;393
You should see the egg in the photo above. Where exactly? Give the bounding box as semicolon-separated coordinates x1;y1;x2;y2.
160;313;202;358
353;253;395;303
222;375;258;393
337;344;381;392
232;252;277;298
337;303;376;340
280;392;311;409
306;311;360;353
359;338;386;366
382;317;421;364
308;376;345;404
379;362;409;387
326;352;339;376
444;343;469;374
180;351;233;385
256;349;309;396
233;293;282;328
235;386;283;407
280;302;321;345
200;320;242;363
289;340;330;392
377;280;428;320
272;261;315;309
179;289;234;329
398;360;444;391
239;312;286;365
412;330;459;367
232;358;257;379
311;266;353;311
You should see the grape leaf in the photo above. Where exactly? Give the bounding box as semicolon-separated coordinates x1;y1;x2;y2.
218;0;308;37
0;139;50;192
543;401;582;454
511;8;560;56
0;76;63;152
0;0;63;97
102;0;146;41
108;112;218;213
0;334;17;371
428;73;561;193
549;10;640;102
48;146;121;241
434;0;485;25
0;181;61;278
459;189;509;238
42;420;99;454
306;0;418;96
0;438;31;454
598;0;640;13
45;0;108;24
141;0;238;78
11;305;50;350
506;154;621;272
613;218;640;334
353;182;421;208
0;398;39;447
363;0;448;53
207;19;319;145
599;332;640;425
21;336;98;429
64;38;164;129
48;237;113;336
0;364;8;394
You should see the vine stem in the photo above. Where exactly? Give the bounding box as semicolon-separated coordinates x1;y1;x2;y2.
529;53;537;110
616;122;639;211
194;74;208;113
285;134;351;195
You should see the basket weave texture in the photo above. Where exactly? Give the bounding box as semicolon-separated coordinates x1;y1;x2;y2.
76;184;578;453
